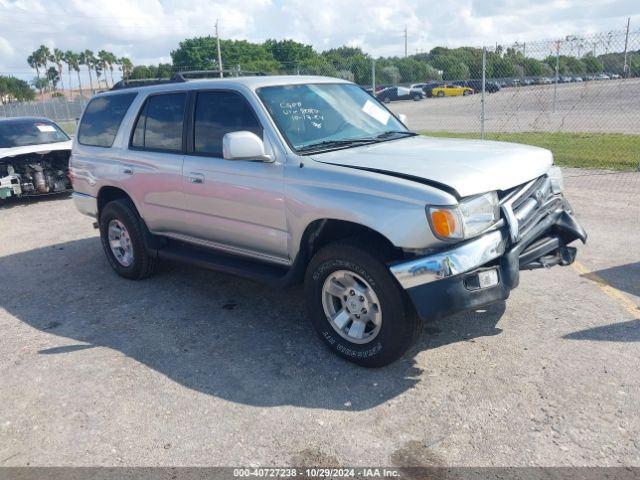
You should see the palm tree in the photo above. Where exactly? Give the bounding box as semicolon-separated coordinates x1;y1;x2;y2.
51;48;65;95
119;57;133;80
64;51;81;98
27;54;39;79
97;50;110;88
107;51;118;86
92;56;103;90
80;50;95;93
46;66;60;91
35;45;51;89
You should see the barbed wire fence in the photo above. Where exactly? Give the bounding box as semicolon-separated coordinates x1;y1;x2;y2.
1;28;638;190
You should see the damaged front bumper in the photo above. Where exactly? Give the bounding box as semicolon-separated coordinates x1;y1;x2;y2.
390;197;587;321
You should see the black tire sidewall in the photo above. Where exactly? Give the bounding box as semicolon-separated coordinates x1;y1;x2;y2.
99;200;148;279
305;244;415;367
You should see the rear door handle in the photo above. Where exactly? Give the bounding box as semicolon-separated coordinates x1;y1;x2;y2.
122;166;134;175
188;172;205;184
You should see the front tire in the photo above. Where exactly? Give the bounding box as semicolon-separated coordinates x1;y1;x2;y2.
304;241;420;367
99;199;159;280
437;91;444;97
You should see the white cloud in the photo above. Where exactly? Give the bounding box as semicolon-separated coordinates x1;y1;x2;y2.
0;0;637;85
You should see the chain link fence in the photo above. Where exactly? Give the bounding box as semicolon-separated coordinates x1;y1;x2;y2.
1;29;638;189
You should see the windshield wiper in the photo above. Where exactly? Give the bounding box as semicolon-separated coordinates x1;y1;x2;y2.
375;130;418;139
297;138;377;152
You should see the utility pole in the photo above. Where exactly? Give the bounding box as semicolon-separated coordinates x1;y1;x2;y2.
215;19;223;78
623;17;631;78
404;26;408;58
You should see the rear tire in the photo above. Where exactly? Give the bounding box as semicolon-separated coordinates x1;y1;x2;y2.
437;91;444;97
304;241;421;367
99;199;159;280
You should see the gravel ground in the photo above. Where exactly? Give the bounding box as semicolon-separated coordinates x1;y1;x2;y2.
389;78;640;134
0;171;638;467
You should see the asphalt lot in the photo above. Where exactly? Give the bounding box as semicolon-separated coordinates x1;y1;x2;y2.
389;78;640;134
0;171;638;467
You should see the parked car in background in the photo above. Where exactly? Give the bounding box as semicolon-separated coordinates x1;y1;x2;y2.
410;82;442;97
454;80;501;93
0;117;72;201
377;86;424;103
431;84;473;97
71;75;586;367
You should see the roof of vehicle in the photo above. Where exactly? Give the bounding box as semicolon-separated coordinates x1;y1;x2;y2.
0;116;59;124
99;75;351;97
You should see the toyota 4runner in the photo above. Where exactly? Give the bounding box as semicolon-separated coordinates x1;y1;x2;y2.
71;75;586;367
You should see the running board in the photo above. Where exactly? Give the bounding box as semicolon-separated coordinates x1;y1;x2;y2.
157;240;291;285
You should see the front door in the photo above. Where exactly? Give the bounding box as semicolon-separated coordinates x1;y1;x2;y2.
181;90;288;264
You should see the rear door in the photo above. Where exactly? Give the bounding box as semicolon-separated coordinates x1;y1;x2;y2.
180;89;288;264
125;92;187;234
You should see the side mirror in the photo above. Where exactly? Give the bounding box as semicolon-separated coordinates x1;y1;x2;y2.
222;131;273;162
398;113;408;126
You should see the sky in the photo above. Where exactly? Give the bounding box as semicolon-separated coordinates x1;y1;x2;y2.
0;0;638;87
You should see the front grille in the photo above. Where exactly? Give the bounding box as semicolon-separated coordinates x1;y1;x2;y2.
500;175;561;243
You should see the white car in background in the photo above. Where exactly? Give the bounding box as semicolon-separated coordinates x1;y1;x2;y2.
0;117;72;201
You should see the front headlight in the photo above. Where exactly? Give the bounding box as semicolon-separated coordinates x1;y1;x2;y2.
428;191;499;240
548;166;564;193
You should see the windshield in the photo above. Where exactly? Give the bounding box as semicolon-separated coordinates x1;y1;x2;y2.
257;83;411;153
0;119;69;148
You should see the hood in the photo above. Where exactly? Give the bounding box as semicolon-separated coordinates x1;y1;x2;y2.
310;135;553;198
0;140;72;161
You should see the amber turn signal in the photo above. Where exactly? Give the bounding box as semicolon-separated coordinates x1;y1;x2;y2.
431;209;457;238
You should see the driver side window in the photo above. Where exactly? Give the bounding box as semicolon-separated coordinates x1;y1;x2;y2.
194;91;263;157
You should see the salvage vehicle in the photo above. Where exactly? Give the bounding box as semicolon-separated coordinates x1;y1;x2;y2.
0;117;72;201
70;75;586;367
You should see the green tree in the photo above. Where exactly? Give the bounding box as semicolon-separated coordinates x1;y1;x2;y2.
263;39;316;65
0;76;35;103
80;50;95;93
50;48;66;93
430;54;470;80
97;50;110;88
582;53;602;74
119;57;133;80
46;66;60;91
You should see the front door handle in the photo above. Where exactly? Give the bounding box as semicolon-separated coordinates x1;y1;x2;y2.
122;166;134;175
188;173;205;184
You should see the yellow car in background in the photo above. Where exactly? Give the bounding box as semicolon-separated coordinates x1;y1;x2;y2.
432;84;474;97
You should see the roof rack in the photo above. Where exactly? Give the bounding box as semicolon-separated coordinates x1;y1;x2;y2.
110;77;183;90
111;69;269;90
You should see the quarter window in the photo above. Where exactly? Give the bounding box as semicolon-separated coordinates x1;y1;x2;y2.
194;91;262;157
78;93;137;147
131;93;187;152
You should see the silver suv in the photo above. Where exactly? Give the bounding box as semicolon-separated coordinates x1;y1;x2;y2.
71;75;586;367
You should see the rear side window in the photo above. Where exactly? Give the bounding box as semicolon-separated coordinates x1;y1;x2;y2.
194;91;262;157
78;93;137;147
131;93;187;152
